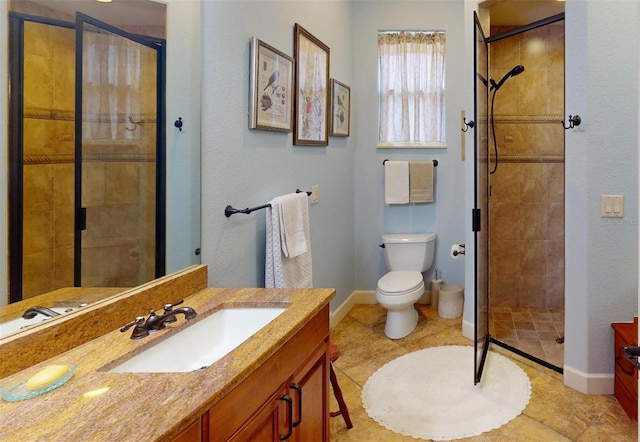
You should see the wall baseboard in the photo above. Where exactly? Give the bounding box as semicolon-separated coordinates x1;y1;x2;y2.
462;319;474;341
563;365;614;395
330;290;377;329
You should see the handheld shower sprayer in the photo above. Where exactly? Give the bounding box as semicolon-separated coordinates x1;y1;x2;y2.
489;65;525;175
490;65;525;92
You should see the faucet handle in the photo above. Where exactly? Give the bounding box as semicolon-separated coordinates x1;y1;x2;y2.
163;299;184;314
120;316;151;340
162;300;184;323
120;316;145;333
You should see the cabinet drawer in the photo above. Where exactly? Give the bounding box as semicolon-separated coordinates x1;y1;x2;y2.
615;354;638;397
614;376;638;421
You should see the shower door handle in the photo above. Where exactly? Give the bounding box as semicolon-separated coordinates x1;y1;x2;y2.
622;346;640;370
77;207;87;231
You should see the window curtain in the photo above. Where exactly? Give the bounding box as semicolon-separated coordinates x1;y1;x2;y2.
378;32;446;145
83;31;141;141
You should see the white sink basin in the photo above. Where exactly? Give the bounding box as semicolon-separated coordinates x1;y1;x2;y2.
0;307;77;339
108;307;286;373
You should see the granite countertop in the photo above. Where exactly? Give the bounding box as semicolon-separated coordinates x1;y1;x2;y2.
0;287;335;441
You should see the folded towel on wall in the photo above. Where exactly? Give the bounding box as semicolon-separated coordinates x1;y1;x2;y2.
265;193;313;288
277;192;308;258
409;161;434;203
384;161;410;204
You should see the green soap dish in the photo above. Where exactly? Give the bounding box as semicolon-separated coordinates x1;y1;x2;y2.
1;363;77;402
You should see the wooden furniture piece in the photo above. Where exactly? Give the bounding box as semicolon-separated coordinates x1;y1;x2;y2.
328;337;353;429
611;317;638;421
206;304;330;441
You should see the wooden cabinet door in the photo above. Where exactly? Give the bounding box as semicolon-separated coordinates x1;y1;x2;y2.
228;387;290;442
290;343;329;442
171;417;202;442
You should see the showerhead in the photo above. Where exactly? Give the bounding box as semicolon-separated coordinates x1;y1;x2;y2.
490;65;525;92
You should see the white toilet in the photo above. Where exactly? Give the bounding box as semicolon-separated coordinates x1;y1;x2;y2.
376;233;437;339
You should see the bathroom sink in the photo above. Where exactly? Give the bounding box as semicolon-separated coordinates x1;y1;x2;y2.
108;307;286;373
0;307;78;339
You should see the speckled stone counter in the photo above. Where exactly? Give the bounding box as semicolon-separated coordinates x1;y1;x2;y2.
0;286;335;441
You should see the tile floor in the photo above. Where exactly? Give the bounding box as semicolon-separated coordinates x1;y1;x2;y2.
490;306;564;369
329;303;637;441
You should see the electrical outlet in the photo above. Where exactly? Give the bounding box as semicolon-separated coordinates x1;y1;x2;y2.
311;185;319;204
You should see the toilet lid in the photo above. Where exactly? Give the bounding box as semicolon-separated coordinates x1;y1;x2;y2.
378;271;424;294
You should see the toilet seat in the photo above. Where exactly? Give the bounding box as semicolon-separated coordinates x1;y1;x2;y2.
377;271;424;296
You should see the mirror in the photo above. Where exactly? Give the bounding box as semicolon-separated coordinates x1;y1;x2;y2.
1;1;201;329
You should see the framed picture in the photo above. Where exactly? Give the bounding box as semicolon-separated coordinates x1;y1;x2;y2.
293;24;330;146
249;37;294;132
330;79;350;137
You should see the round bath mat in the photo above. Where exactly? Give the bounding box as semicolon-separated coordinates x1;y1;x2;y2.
361;345;531;441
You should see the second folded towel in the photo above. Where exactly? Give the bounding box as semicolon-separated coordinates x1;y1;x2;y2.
409;161;434;203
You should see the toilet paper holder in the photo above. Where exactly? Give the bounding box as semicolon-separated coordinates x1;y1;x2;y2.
452;244;465;256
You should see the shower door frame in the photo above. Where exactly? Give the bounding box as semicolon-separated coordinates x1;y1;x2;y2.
74;13;167;288
8;13;77;303
484;13;566;374
7;12;166;302
473;11;491;385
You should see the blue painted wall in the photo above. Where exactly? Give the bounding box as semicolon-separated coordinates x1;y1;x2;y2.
200;0;467;311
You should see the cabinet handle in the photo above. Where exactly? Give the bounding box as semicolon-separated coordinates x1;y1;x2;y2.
622;346;640;370
290;383;302;427
615;356;635;376
279;394;293;441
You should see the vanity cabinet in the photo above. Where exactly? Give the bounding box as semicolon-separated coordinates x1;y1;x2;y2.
611;317;638;421
206;304;329;442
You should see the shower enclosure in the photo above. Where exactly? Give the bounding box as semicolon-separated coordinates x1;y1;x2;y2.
483;14;566;371
8;12;166;302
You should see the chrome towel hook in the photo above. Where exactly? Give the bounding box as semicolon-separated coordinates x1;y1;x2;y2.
562;114;581;130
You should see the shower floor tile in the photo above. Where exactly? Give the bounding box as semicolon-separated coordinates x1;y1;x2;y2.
490;306;564;369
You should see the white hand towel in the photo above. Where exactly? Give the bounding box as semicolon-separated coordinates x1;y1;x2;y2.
409;161;434;203
384;161;409;204
265;194;313;288
276;193;308;258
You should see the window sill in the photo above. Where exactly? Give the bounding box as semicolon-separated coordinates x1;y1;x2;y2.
377;142;446;149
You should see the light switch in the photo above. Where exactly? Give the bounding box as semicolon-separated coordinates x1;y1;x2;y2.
601;195;624;218
311;185;319;204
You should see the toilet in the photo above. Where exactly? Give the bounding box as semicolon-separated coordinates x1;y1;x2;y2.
376;233;436;339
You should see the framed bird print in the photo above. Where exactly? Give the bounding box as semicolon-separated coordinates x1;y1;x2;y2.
293;24;330;146
330;79;350;137
249;37;294;132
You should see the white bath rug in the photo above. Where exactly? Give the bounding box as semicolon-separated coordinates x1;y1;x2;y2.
361;345;531;441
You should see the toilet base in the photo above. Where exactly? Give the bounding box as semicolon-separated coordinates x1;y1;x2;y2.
384;307;418;339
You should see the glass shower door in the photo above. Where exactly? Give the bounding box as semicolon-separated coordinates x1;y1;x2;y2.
473;12;490;384
75;13;165;287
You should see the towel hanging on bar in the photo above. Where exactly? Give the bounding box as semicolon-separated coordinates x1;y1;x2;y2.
409;161;434;203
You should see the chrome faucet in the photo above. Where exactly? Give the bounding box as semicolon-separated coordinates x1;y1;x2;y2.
120;302;197;340
22;306;61;319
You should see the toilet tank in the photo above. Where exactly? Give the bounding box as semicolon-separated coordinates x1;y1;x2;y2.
382;233;436;272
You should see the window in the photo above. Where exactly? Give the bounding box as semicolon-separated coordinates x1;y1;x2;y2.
378;31;446;147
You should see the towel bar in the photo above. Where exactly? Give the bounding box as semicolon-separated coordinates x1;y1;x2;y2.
225;189;312;217
383;159;438;167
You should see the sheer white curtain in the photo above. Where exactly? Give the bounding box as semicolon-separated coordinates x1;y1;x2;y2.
83;32;141;141
378;32;446;146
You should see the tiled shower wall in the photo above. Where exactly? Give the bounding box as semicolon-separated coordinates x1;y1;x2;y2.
22;22;76;298
21;20;157;298
488;22;565;309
